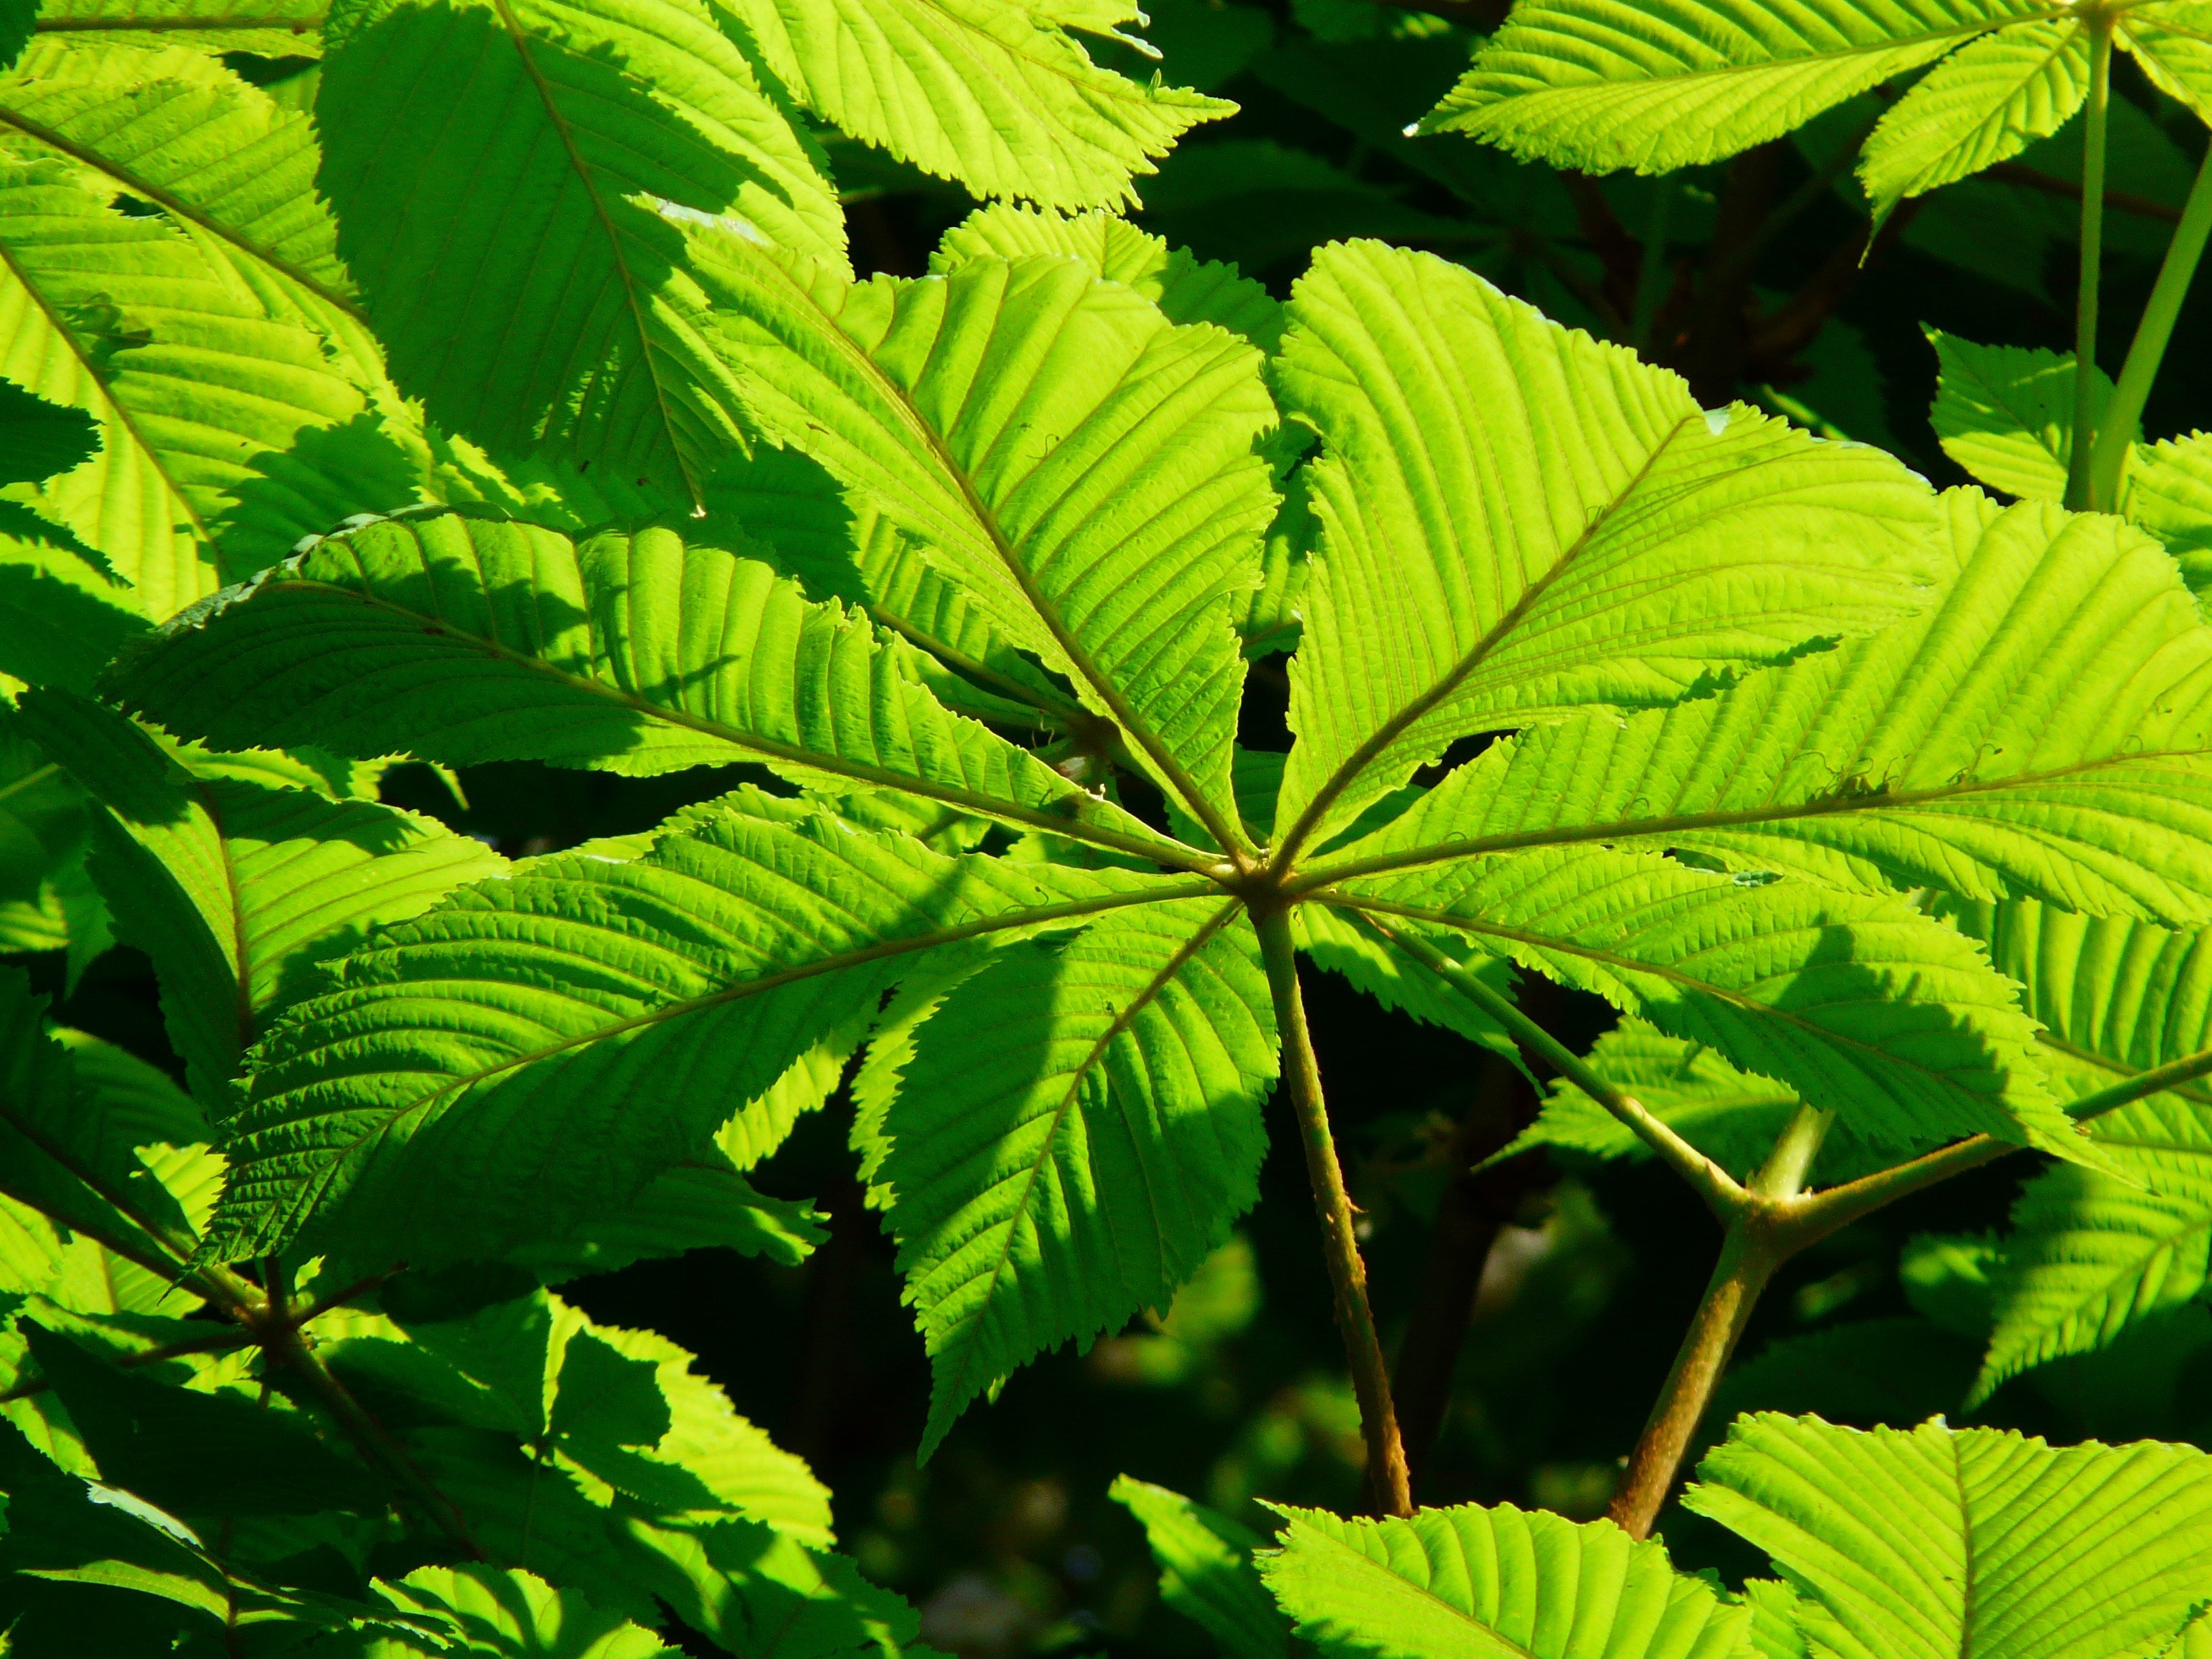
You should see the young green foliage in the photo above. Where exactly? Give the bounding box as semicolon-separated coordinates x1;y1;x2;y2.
14;3;2212;1648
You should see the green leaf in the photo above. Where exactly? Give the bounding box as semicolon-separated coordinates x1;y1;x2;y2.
0;43;355;328
680;232;1277;840
1858;20;2089;216
1334;846;2087;1159
1416;0;2041;171
22;1320;387;1517
0;529;146;696
109;508;1171;862
1927;331;2116;503
380;1281;835;1541
367;1564;676;1658
722;0;1231;210
0;377;97;486
930;202;1283;350
1975;1105;2212;1400
314;0;843;497
1683;1412;2212;1659
863;897;1277;1451
611;1512;932;1658
1506;1020;1910;1183
0;0;29;67
0;708;105;964
1109;1475;1286;1659
205;789;1208;1265
1321;491;2212;928
710;445;1085;735
1268;240;1938;851
1292;903;1517;1059
2129;431;2212;596
0;155;398;617
0;968;200;1268
1257;1500;1750;1659
514;1162;826;1279
2121;1;2212;127
16;689;506;1104
1940;899;2212;1393
28;0;327;56
0;1415;239;1632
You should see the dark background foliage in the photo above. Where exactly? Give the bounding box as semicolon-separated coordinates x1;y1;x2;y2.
22;2;2212;1652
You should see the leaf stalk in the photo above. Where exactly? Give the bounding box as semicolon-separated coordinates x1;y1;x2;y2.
2066;14;2116;510
1253;903;1413;1518
1607;1218;1781;1539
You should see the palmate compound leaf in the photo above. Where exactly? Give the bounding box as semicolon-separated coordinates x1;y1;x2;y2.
720;0;1231;211
853;896;1277;1452
1683;1413;2212;1659
0;152;405;619
13;691;507;1106
202;787;1215;1267
1266;240;1939;857
1937;899;2212;1395
1308;490;2212;928
1109;1477;1287;1659
1415;0;2045;172
671;229;1277;844
314;0;845;500
1321;846;2089;1160
106;507;1185;867
1257;1500;1750;1659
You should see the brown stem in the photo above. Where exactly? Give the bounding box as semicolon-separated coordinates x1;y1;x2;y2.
1984;162;2182;224
1746;197;1923;373
1254;905;1413;1518
1559;172;1643;324
1607;1221;1781;1539
1677;142;1784;401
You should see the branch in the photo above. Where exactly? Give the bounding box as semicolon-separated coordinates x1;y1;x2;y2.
1984;161;2184;224
1607;1221;1780;1538
1253;904;1413;1517
1347;907;1748;1219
